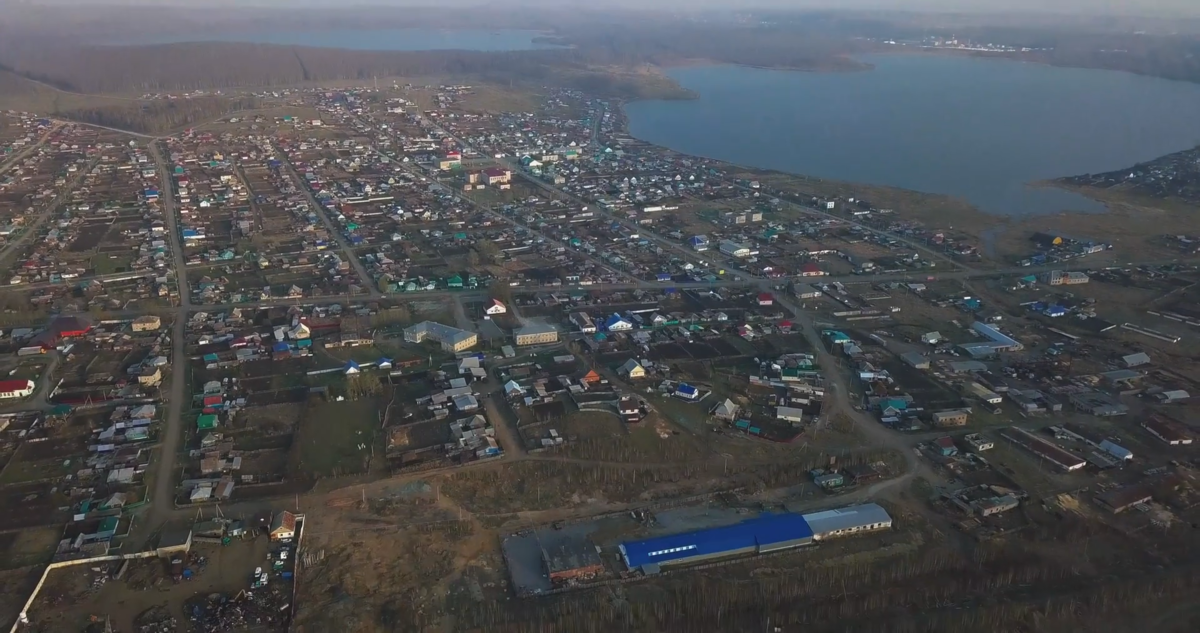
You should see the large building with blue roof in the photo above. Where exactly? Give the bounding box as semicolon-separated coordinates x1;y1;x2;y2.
619;513;814;571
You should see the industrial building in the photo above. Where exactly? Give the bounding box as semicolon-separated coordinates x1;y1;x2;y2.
1001;427;1085;472
543;540;604;584
618;504;893;573
967;322;1023;352
718;240;751;258
619;513;814;571
1095;485;1153;514
0;379;35;399
963;381;1002;405
901;351;930;369
802;504;893;540
1141;415;1193;446
404;321;478;352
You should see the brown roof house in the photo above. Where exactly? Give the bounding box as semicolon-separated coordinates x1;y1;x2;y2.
269;511;297;540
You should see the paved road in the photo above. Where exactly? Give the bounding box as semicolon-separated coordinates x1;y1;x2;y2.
143;140;190;538
272;141;381;298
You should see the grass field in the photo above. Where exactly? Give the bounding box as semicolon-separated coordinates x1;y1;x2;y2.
0;527;62;570
0;457;73;485
294;399;381;478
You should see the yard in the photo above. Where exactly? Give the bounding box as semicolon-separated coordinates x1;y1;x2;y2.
294;399;382;478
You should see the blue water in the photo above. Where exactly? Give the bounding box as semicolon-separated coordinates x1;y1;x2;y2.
111;28;561;52
626;55;1200;216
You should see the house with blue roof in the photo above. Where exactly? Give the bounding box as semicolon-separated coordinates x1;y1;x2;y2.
619;513;813;571
378;357;394;370
344;360;360;375
656;272;672;282
675;383;699;400
604;314;633;332
823;330;852;344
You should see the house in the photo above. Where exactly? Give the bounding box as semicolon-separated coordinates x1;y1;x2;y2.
618;396;642;422
269;511;297;540
712;398;739;421
776;406;805;423
933;436;958;457
138;366;163;387
921;332;942;345
675;383;700;400
570;312;596;333
132;315;161;332
799;262;825;277
757;293;774;306
485;299;507;315
604;314;633;332
620;359;646;379
0;379;35;399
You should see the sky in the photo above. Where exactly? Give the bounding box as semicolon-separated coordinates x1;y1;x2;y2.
4;0;1199;18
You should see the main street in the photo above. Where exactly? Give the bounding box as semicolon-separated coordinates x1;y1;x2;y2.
140;140;190;541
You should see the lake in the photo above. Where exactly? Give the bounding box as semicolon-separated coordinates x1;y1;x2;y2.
625;55;1200;216
110;28;560;52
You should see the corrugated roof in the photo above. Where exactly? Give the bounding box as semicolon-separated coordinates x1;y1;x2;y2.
801;503;892;537
620;513;813;569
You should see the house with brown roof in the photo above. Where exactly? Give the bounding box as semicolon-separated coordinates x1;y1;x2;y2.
269;511;297;540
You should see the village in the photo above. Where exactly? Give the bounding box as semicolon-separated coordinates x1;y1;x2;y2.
0;82;1196;631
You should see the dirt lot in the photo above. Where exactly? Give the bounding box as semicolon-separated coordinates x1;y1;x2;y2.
25;536;291;633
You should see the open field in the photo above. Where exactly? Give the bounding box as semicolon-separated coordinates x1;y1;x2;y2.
295;399;382;478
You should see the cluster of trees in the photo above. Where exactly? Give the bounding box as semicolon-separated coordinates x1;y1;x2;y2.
58;95;260;134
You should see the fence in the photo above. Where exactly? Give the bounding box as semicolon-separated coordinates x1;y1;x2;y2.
9;550;159;633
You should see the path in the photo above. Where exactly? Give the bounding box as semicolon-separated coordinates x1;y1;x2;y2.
271;141;380;298
0;122;63;175
140;140;190;542
0;155;98;269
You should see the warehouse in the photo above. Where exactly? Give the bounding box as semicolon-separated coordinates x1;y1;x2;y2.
543;539;604;584
1001;427;1086;471
619;513;813;572
801;503;893;540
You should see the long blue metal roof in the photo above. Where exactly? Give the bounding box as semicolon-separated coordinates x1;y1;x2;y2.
620;513;813;569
